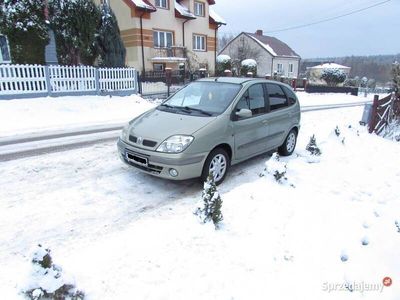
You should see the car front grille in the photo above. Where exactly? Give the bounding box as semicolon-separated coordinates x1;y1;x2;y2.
129;135;157;148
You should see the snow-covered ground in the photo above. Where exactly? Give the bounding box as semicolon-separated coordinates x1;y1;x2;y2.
0;92;376;138
1;105;399;299
0;95;155;137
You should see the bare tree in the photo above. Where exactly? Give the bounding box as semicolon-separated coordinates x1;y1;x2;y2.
226;35;262;75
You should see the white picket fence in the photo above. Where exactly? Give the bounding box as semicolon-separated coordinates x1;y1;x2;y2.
49;65;97;93
0;64;47;95
0;64;137;98
99;68;137;91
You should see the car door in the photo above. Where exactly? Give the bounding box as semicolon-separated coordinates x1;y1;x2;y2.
264;83;292;149
231;83;269;161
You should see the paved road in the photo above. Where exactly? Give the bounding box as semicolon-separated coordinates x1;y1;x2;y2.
0;101;370;162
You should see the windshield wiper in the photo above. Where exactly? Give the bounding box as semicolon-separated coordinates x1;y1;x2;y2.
159;103;176;109
181;106;213;116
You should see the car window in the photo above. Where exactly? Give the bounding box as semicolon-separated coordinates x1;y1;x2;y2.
283;86;297;106
266;83;288;111
235;84;266;118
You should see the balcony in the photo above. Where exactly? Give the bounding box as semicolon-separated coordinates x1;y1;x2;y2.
150;46;187;63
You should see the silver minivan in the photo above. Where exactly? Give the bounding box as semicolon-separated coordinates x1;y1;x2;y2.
118;78;300;184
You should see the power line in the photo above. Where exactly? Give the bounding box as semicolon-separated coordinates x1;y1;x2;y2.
265;0;392;33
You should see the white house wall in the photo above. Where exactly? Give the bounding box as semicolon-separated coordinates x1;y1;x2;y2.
273;57;300;78
219;34;273;76
220;33;300;78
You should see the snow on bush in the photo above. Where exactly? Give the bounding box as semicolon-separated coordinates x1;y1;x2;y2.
21;244;84;300
216;55;231;64
321;68;346;87
195;174;223;229
241;59;257;68
240;59;257;77
261;153;289;184
306;135;322;156
216;55;232;76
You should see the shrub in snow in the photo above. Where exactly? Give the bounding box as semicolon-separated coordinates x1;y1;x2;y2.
22;244;84;300
334;126;341;137
395;220;400;233
361;236;369;246
321;68;346;87
306;135;322;156
216;55;232;76
261;153;289;184
195;173;223;229
240;59;257;77
340;251;349;262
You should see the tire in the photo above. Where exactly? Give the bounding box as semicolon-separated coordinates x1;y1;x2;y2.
278;129;297;156
201;148;230;185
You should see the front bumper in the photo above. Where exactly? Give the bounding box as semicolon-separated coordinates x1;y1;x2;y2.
117;138;208;180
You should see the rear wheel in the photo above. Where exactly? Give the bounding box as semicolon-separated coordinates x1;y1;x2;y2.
278;129;297;156
201;148;230;185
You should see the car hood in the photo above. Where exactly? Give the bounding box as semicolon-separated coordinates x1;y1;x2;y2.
128;108;216;142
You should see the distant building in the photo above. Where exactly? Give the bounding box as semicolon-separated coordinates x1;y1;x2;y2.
219;30;301;78
95;0;226;74
0;34;11;64
307;62;351;78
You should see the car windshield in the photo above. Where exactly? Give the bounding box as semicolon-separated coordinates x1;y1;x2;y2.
158;81;242;116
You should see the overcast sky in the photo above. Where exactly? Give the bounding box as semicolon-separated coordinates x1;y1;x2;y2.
213;0;400;58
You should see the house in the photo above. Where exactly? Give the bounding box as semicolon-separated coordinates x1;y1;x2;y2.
95;0;226;74
307;62;351;79
219;30;301;78
0;34;11;64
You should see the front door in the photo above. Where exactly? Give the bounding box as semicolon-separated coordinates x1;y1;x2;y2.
231;83;269;161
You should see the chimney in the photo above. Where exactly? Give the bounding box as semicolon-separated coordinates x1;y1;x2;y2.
256;30;263;36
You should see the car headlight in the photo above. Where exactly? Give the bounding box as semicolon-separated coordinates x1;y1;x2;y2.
120;124;130;142
156;135;194;153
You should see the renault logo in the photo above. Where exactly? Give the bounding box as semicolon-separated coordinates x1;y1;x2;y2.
137;137;143;145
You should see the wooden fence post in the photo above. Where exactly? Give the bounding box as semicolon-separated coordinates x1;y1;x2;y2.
369;94;379;133
44;65;51;96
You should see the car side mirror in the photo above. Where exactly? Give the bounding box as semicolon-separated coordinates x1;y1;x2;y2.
235;108;252;119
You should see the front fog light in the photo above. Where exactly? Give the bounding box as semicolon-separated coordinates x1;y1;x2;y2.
169;168;179;177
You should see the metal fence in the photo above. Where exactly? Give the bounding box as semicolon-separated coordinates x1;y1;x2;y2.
0;64;138;100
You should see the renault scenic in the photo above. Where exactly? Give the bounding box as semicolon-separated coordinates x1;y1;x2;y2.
118;78;301;184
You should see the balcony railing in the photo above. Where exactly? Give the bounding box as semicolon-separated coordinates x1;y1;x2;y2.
151;46;186;59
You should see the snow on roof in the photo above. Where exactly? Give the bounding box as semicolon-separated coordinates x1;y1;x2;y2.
175;1;196;19
216;55;231;63
209;8;226;25
246;33;300;58
248;35;277;57
310;63;351;69
241;59;257;67
130;0;156;11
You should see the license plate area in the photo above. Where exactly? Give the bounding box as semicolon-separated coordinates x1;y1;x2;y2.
126;151;148;167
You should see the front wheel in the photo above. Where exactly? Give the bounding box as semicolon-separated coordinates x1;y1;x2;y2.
278;129;297;156
201;148;230;185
